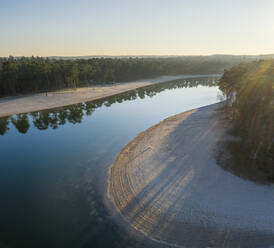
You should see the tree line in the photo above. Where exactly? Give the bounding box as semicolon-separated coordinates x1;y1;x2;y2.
0;55;256;97
219;59;274;180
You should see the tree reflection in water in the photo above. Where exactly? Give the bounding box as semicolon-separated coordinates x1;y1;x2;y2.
0;117;10;135
0;77;218;135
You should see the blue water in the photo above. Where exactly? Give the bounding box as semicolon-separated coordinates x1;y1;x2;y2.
0;76;221;248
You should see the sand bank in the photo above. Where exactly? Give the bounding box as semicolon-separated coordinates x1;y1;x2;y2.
0;74;215;117
108;103;274;248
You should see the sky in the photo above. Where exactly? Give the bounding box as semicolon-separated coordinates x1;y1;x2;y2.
0;0;274;57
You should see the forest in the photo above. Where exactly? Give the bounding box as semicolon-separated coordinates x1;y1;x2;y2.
219;59;274;180
0;55;266;97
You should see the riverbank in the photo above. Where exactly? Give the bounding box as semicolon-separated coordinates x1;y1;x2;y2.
107;103;274;248
0;74;217;117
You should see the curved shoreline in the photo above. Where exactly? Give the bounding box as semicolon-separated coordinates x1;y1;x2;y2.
0;74;218;117
107;103;274;247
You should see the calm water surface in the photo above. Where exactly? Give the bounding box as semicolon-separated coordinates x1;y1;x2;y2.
0;76;221;248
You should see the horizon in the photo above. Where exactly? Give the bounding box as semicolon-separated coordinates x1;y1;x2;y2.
2;53;274;59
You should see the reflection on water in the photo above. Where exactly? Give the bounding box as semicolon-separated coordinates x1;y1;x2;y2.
0;77;218;135
0;116;9;135
0;76;221;248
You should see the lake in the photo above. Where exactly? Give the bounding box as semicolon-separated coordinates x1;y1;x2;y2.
0;76;221;248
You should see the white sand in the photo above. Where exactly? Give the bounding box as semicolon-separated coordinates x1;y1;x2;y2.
0;74;214;117
108;103;274;247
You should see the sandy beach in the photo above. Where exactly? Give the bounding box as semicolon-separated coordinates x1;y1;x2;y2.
107;103;274;248
0;74;215;117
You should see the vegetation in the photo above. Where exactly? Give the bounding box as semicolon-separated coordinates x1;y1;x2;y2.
0;55;264;97
219;59;274;181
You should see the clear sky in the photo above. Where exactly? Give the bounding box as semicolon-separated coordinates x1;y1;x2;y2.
1;0;274;57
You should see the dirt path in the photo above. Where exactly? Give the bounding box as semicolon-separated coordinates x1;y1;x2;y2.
107;103;274;248
0;74;214;117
